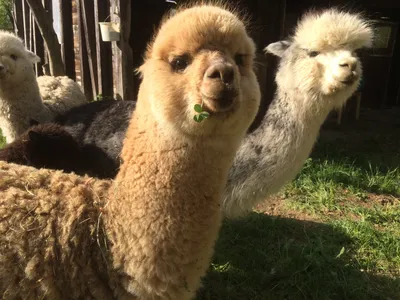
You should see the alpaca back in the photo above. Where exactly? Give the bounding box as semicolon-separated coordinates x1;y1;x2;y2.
0;162;116;299
55;100;135;165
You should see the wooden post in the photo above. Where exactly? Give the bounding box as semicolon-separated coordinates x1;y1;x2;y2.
119;0;133;100
76;0;93;101
59;0;76;79
22;1;30;48
249;0;287;131
80;0;98;98
26;0;65;76
94;0;113;99
111;0;133;101
13;1;24;38
33;19;45;77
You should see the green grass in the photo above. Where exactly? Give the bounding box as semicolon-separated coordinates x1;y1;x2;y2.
0;128;5;148
198;131;400;299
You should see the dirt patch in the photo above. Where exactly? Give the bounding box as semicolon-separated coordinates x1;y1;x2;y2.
253;195;321;222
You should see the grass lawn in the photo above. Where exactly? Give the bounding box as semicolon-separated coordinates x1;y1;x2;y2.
0;129;5;148
1;111;399;299
198;112;400;300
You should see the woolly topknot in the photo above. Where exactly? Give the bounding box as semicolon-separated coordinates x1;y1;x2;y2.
143;1;251;60
294;9;374;51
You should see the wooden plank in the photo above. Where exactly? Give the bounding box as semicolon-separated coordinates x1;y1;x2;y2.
80;0;98;98
33;18;45;76
248;0;286;132
111;0;122;100
119;0;134;100
94;0;113;99
13;1;24;38
59;0;76;80
41;0;53;75
76;0;93;101
111;0;134;101
22;1;30;48
30;10;38;75
29;10;34;51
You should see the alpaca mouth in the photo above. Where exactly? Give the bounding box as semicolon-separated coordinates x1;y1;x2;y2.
340;79;356;86
201;89;238;113
339;72;358;86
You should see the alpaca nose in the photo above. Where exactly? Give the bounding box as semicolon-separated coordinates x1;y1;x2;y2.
205;63;235;84
339;59;357;71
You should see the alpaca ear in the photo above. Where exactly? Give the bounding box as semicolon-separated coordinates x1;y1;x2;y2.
26;50;41;63
264;40;291;57
135;64;145;79
30;119;40;126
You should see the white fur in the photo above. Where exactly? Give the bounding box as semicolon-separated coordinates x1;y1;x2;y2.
37;75;87;115
223;9;374;218
0;31;87;143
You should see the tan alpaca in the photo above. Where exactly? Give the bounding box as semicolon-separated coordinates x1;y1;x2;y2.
0;4;260;300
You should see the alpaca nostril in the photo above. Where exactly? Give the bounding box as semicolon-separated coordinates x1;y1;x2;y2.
0;65;4;71
339;63;349;68
206;63;235;84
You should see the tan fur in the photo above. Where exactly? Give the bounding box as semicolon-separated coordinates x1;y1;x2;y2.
105;4;259;299
0;4;260;299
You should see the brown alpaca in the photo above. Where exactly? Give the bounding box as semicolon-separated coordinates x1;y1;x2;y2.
0;4;260;300
0;123;120;179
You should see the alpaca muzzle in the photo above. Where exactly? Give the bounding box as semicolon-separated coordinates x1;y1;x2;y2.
201;62;238;112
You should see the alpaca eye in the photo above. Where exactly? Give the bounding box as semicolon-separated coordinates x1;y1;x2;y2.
308;51;320;57
235;54;244;66
10;54;17;61
171;55;190;72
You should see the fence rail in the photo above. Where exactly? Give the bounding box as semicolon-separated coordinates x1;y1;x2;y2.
12;0;130;102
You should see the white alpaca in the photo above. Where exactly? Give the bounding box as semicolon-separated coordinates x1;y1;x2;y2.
0;30;87;143
37;75;87;115
223;9;374;218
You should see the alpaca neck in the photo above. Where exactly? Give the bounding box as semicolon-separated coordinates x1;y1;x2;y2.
105;111;238;298
0;80;50;141
224;86;331;217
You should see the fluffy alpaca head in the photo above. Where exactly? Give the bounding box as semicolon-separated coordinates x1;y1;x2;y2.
265;9;373;110
0;30;40;87
138;4;260;136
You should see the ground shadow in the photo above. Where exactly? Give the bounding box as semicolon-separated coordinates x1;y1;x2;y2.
197;213;399;300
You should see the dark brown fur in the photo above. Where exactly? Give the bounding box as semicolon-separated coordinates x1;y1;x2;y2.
0;123;117;179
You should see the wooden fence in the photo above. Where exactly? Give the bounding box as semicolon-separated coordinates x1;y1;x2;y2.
12;0;133;102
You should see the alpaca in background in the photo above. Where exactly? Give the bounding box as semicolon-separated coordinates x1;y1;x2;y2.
223;9;374;217
0;30;86;143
